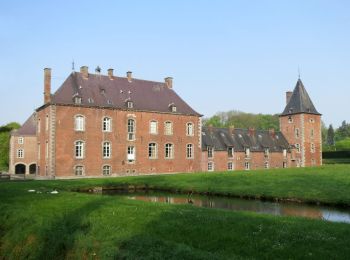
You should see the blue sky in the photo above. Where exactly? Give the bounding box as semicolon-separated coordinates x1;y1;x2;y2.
0;0;349;127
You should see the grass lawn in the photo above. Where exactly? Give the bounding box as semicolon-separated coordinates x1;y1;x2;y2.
1;165;350;259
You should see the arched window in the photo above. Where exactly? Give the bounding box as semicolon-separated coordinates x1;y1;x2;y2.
186;122;194;136
148;143;157;159
186;144;193;159
165;143;174;159
75;141;84;158
127;119;135;140
102;117;112;132
75;165;84;176
164;121;173;135
74;115;85;131
103;142;111;158
102;165;111;176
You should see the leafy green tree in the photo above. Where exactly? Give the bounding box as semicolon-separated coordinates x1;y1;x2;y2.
327;124;335;146
0;122;20;171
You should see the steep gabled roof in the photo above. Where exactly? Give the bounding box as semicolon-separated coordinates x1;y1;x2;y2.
201;127;289;152
281;79;321;116
12;114;36;136
47;72;201;116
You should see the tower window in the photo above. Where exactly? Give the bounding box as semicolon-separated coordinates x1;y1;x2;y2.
103;142;111;158
75;141;84;159
186;144;193;159
127;119;136;141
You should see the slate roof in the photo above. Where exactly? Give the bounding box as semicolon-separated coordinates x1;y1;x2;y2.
281;79;321;116
45;72;201;116
12;114;36;136
202;127;289;152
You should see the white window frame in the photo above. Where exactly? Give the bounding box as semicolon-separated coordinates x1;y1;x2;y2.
288;116;293;123
103;141;111;159
295;143;300;153
127;101;133;108
264;148;269;158
127;146;136;163
264;161;269;169
102;117;112;132
186;122;194;136
228;147;234;158
208;162;214;172
245;162;250;170
186;144;194;159
17;149;24;158
207;146;213;158
283;149;287;158
75;140;85;159
148;143;157;159
75;165;84;176
245;148;250;158
165;143;174;159
45;115;49;131
164;121;173;135
227;162;233;171
18;137;24;144
283;161;287;168
127;118;136;141
74;115;85;131
102;165;111;176
149;120;158;135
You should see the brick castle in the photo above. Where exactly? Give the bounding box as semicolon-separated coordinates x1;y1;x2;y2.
9;66;322;178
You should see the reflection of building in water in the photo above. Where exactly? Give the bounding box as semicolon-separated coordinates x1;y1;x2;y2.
281;206;323;219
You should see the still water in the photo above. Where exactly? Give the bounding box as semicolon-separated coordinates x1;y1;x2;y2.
103;190;350;224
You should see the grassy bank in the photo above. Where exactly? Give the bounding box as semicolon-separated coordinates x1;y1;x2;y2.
1;165;350;259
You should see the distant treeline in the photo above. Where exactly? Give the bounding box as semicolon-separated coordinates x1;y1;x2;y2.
203;110;280;131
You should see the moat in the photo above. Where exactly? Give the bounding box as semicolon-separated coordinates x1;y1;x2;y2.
101;189;350;224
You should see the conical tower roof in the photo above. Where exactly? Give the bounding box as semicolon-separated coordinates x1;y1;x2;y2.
281;79;321;116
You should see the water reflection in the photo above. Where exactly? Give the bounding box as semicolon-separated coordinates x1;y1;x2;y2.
104;190;350;224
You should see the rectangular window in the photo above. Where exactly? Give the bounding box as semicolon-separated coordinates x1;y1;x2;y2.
127;146;135;163
37;119;41;133
103;117;111;132
46;141;49;159
245;148;250;158
264;148;269;158
207;147;213;158
227;162;233;171
75;141;84;159
310;129;314;138
264;162;269;169
283;162;287;168
283;149;287;158
186;123;194;136
228;147;234;158
245;162;250;170
45;115;49;131
75;116;85;131
311;143;315;153
148;143;157;159
17;149;24;158
18;137;24;144
186;144;193;159
38;144;41;160
295;144;300;153
103;165;111;175
127;119;136;141
208;162;214;171
165;143;174;159
295;128;300;138
75;165;84;176
164;121;173;135
103;142;111;158
150;121;158;134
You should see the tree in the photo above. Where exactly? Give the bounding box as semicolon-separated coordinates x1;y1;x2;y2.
335;120;350;141
0;122;20;171
327;124;335;145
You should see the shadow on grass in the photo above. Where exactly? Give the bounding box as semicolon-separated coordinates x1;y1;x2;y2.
36;198;106;260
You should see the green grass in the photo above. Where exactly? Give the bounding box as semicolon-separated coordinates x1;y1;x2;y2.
1;165;350;259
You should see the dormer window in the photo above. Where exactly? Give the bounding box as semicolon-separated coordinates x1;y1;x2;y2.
74;97;82;104
169;103;177;112
127;100;133;109
245;148;250;158
264;148;269;158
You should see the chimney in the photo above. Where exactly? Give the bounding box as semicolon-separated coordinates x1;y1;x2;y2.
44;68;51;104
286;91;293;105
127;71;132;82
269;128;275;138
80;66;89;79
208;124;213;134
165;77;173;89
107;68;114;79
228;125;235;135
248;128;255;136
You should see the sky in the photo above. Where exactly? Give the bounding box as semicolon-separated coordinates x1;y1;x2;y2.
0;0;349;127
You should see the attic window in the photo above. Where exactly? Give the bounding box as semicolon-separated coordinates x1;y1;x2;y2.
107;100;112;105
258;134;262;139
74;97;82;104
169;103;177;112
220;133;225;137
238;134;243;138
127;101;133;109
88;98;94;103
100;89;105;94
288;116;293;123
309;118;315;123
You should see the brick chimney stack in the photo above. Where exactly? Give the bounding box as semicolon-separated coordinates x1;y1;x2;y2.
286;91;293;105
228;125;235;135
44;68;51;104
269;128;275;138
107;68;114;79
165;77;173;89
127;71;132;82
80;66;89;79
